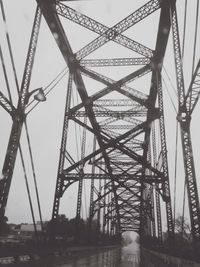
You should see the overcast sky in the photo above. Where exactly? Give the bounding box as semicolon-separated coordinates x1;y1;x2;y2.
0;0;200;230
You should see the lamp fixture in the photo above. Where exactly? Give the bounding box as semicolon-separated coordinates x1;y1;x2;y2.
25;87;46;105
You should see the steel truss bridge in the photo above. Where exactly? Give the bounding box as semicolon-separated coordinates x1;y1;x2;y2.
0;0;200;252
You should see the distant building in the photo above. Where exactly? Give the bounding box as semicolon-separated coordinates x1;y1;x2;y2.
20;223;42;233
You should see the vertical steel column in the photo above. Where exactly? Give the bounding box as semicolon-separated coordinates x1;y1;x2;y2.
107;192;111;239
0;6;41;225
88;136;96;241
151;187;156;238
148;142;156;238
170;2;200;243
97;170;102;242
102;177;107;238
152;123;163;243
156;69;174;243
76;117;87;220
52;73;72;220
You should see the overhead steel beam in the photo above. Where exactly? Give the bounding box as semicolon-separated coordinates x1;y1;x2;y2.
80;58;151;67
55;1;154;58
69;65;150;114
74;0;161;60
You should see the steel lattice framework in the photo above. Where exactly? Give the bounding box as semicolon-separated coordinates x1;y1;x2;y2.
34;0;175;240
1;0;200;248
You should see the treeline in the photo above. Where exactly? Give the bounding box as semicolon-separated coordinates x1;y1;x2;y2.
44;214;119;245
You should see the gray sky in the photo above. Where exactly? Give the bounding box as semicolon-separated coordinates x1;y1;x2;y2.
0;0;200;229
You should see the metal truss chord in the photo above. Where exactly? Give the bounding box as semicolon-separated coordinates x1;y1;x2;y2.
63;173;160;183
0;91;15;115
52;73;72;219
170;4;185;107
76;117;87;220
80;58;150;67
157;71;174;239
80;66;148;103
74;0;161;60
185;59;200;115
20;6;42;106
69;65;150;115
55;2;154;58
94;99;146;107
73;109;146;118
152;123;163;243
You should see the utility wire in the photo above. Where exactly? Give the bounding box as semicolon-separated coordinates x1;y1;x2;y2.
26;67;68;111
26;70;68;115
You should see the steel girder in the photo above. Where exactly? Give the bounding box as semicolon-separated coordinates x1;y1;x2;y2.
80;58;151;67
36;0;174;239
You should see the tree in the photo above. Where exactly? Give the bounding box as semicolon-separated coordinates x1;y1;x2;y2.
175;215;191;242
0;216;10;236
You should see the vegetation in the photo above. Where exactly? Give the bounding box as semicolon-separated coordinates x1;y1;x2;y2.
45;214;119;245
0;216;10;236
